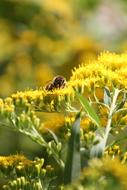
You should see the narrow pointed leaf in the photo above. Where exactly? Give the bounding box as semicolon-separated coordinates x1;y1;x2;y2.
64;113;81;185
104;87;111;106
76;92;101;128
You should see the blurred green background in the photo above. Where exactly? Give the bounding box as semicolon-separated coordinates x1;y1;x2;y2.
0;0;127;158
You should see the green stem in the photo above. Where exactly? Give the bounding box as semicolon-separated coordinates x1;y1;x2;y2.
19;127;65;170
9;118;65;170
103;89;120;153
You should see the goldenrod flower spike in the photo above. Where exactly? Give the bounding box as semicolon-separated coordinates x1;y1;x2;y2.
9;87;74;113
0;155;32;168
70;52;127;92
0;155;54;190
6;51;127;113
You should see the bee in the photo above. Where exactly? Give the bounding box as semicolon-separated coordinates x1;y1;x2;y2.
44;75;66;91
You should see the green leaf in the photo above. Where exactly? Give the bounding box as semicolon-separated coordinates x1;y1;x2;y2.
104;87;111;106
64;112;81;185
76;92;101;128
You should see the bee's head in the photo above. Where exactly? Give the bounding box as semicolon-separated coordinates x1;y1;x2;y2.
53;76;66;88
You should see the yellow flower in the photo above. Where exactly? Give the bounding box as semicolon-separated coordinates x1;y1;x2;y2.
81;117;91;131
70;52;127;92
98;52;127;70
102;158;127;188
65;115;75;125
2;52;127;113
10;86;74;112
105;145;121;158
0;155;31;168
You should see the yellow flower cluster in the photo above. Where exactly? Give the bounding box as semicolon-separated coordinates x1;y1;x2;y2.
101;158;127;187
65;157;127;190
0;155;49;190
101;158;127;188
0;52;126;137
10;87;75;112
0;52;126;136
105;145;121;158
1;52;124;114
39;114;93;136
1;52;126;114
0;98;14;116
0;155;32;168
70;52;127;93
